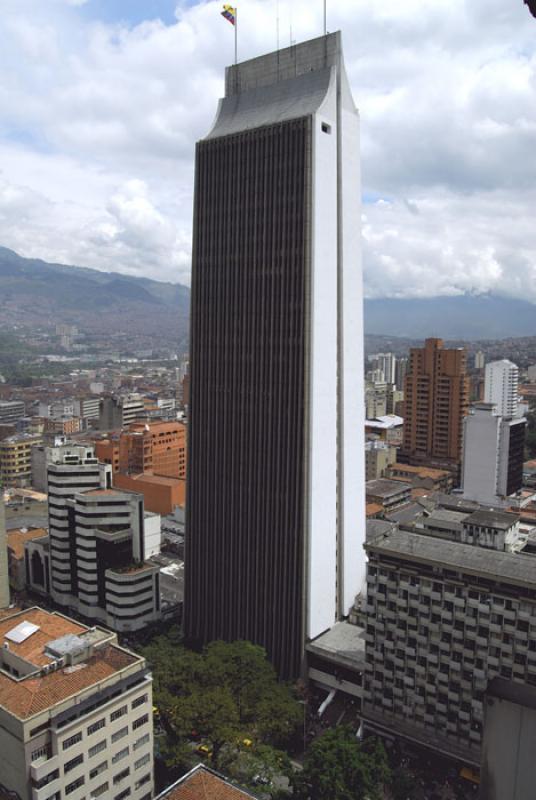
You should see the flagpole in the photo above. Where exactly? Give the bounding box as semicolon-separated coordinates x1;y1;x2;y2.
235;7;238;64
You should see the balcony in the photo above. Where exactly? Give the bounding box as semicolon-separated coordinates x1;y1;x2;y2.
30;754;59;784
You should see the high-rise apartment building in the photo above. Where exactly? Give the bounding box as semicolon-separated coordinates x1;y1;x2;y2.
363;515;536;765
185;33;365;678
99;395;146;431
0;606;153;800
400;338;469;473
485;359;519;419
462;402;526;505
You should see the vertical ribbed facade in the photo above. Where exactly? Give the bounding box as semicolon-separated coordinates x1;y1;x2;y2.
185;33;365;680
186;121;310;678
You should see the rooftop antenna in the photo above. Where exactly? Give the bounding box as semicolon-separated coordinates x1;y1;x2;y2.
289;0;294;45
277;0;280;50
323;0;327;34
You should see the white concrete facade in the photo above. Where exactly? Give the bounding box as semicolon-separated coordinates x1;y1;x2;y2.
485;360;519;418
307;36;365;640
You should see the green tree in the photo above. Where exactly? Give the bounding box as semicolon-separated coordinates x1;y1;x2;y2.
171;687;240;767
293;727;391;800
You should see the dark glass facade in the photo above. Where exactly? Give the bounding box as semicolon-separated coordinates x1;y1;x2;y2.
185;119;312;679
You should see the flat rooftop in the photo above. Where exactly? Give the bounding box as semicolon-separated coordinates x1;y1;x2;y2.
464;509;519;529
366;526;536;589
307;621;366;671
366;479;411;498
0;608;140;719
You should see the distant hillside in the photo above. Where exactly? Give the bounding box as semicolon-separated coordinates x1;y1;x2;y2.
364;295;536;340
1;247;535;344
0;246;190;349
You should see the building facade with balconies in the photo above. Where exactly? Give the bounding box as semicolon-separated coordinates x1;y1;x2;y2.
363;521;536;765
0;607;153;800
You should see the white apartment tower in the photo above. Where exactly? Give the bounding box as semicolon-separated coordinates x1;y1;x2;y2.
462;402;526;506
185;32;365;678
485;359;519;418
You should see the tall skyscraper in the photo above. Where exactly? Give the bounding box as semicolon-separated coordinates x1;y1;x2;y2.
185;33;365;678
400;338;469;474
484;359;519;419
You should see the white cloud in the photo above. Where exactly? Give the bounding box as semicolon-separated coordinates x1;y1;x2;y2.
0;0;535;301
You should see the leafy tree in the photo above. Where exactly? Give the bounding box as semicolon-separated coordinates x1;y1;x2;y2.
293;727;391;800
171;687;240;767
390;765;420;800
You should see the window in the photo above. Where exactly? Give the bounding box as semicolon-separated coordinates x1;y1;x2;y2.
321;122;331;134
112;747;129;765
62;732;82;751
93;783;109;798
115;790;131;800
89;761;108;780
65;776;85;795
87;718;105;736
132;693;147;710
111;726;128;744
64;754;84;773
135;773;151;790
113;767;130;785
135;753;150;770
89;740;107;758
133;714;148;730
133;733;150;751
110;706;127;722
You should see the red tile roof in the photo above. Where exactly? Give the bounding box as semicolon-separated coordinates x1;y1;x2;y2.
158;766;258;800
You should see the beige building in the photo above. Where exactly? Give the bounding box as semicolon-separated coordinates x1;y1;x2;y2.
0;435;42;488
0;607;154;800
365;440;397;481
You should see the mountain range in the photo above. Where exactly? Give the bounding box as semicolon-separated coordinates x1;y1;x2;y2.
0;246;535;342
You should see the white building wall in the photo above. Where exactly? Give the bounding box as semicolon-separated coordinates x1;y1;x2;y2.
339;60;366;611
462;404;501;505
308;69;339;639
485;360;519;418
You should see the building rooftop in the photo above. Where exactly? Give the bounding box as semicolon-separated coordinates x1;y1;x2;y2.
307;621;366;671
7;528;47;559
426;509;469;525
366;479;411;499
390;463;450;479
0;608;139;719
366;526;536;590
156;764;259;799
464;509;519;530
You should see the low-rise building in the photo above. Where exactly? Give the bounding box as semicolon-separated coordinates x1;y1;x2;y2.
0;434;43;488
113;472;186;516
7;527;47;593
386;463;453;492
365;479;411;514
157;764;258;799
365;441;397;482
0;606;154;800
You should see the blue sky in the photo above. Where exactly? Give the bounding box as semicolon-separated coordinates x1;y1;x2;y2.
0;0;535;299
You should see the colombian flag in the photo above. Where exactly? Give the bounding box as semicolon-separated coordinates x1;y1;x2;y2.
221;4;236;25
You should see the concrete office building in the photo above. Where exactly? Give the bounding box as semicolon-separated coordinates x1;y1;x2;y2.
185;33;365;678
462;401;526;506
47;445;111;605
400;338;469;475
0;401;25;426
0;606;153;800
47;446;161;631
99;395;146;431
0;434;43;488
73;396;101;421
485;359;520;419
363;518;536;765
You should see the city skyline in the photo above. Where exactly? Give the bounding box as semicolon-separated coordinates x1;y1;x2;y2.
0;1;535;304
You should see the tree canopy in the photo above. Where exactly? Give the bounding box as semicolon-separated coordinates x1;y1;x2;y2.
293;726;391;800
